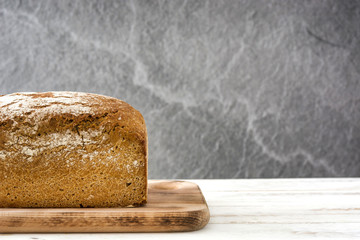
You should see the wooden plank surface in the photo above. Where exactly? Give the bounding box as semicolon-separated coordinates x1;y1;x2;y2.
198;179;360;239
0;180;210;233
0;179;360;239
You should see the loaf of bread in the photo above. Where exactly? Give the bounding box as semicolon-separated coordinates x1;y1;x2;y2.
0;92;147;207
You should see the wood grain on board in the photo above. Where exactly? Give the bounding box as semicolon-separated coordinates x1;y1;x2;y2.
0;180;210;233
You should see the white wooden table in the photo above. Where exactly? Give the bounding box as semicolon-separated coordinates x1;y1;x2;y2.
1;179;360;239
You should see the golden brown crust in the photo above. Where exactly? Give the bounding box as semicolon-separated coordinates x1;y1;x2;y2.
0;92;147;207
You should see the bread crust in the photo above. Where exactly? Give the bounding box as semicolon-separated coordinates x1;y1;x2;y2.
0;92;147;207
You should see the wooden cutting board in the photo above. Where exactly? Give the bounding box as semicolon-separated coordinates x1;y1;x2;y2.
0;180;210;233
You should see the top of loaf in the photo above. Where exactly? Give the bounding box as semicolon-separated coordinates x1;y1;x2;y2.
0;91;147;141
0;91;127;122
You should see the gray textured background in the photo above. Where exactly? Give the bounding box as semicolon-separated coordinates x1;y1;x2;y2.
0;0;359;178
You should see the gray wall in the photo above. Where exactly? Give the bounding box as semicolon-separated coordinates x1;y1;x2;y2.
1;0;359;178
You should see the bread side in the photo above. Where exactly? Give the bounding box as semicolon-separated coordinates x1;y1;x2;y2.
0;92;147;207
